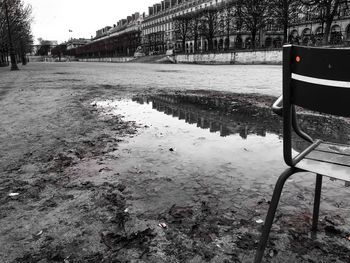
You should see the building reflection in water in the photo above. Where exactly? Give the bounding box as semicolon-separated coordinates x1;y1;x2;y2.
132;95;281;140
132;94;350;148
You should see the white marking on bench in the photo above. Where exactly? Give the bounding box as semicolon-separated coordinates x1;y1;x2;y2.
292;73;350;88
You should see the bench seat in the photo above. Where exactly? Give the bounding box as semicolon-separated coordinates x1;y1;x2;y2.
296;142;350;182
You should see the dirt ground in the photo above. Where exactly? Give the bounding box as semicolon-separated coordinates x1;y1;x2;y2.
1;63;350;263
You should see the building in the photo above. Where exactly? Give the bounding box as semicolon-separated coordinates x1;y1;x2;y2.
142;0;224;54
141;0;283;54
69;1;350;58
66;38;91;50
74;13;144;58
288;5;350;46
95;26;112;39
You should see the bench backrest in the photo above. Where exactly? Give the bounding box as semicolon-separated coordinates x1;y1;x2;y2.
282;45;350;166
285;45;350;117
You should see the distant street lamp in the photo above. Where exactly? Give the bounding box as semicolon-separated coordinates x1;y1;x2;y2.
4;0;19;70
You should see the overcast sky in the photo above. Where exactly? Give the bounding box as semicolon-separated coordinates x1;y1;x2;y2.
24;0;157;44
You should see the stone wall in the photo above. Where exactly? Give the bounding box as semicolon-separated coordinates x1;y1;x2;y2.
78;57;135;63
175;50;282;65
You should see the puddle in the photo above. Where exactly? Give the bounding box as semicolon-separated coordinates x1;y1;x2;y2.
95;95;350;191
132;95;281;139
95;97;287;217
96;96;283;187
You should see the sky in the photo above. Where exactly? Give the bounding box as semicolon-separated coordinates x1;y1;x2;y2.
23;0;157;44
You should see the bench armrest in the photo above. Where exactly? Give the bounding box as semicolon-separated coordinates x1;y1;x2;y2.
272;95;313;143
272;95;283;117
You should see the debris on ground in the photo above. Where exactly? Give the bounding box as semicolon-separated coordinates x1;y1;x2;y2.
158;223;167;229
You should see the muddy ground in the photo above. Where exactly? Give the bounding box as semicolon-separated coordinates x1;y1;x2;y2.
1;63;350;263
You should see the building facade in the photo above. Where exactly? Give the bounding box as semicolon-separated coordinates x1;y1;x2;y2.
67;1;350;58
288;5;350;46
66;38;91;50
74;13;143;58
142;0;228;54
141;0;283;54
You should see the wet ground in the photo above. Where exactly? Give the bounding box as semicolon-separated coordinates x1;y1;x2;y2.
0;63;350;263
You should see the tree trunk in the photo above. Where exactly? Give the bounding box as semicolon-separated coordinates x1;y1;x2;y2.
283;22;288;44
226;21;230;50
194;34;198;53
283;0;289;44
208;37;213;51
193;21;199;53
21;54;27;65
251;29;257;50
323;19;332;45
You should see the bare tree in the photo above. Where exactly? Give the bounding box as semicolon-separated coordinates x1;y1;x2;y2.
220;0;237;50
173;14;192;52
51;44;67;61
36;39;53;56
302;0;349;45
0;0;33;66
270;0;301;44
237;0;270;49
190;12;201;52
199;6;223;51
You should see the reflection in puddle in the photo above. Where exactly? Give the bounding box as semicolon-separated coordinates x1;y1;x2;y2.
132;95;282;140
96;94;350;166
132;94;350;147
95;94;350;170
94;94;350;184
95;94;350;189
95;97;285;189
95;95;350;221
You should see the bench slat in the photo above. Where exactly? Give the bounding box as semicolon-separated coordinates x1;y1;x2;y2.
305;150;350;167
316;143;350;156
296;158;350;182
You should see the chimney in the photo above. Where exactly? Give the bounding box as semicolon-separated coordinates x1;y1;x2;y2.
156;3;161;13
165;0;170;9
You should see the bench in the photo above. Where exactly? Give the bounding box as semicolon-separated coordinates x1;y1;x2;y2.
254;44;350;263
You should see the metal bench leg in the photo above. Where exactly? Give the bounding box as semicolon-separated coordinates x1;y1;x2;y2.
312;174;322;232
254;168;299;263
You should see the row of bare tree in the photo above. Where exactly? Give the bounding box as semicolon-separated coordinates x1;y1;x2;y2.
173;0;349;52
0;0;33;67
